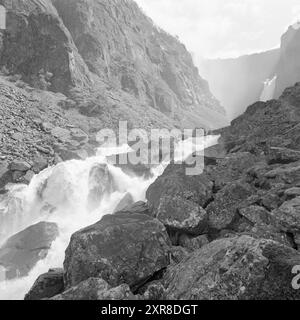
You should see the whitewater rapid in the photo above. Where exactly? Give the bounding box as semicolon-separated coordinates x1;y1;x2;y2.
0;135;219;300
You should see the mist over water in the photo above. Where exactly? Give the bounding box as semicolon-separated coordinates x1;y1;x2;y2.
0;135;219;300
260;75;277;102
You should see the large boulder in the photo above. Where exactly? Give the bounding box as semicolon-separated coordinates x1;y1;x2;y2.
50;278;136;300
271;197;300;233
63;208;171;290
0;222;59;280
163;235;300;300
207;181;254;230
146;163;213;211
206;152;259;190
154;195;208;235
267;147;300;165
25;268;64;300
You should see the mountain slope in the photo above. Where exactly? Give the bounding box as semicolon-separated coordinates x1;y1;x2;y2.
0;0;227;130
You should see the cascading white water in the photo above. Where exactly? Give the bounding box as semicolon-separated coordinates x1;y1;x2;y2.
0;135;219;300
260;75;277;102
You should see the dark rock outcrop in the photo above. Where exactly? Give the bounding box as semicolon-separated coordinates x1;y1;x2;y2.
0;222;59;280
50;278;136;301
163;235;300;300
25;268;64;300
63;206;171;290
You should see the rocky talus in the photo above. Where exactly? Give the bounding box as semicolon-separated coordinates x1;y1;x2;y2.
25;82;300;300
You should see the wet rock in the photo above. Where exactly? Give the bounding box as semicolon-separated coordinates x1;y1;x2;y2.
163;235;300;300
0;222;59;280
113;193;135;213
25;268;64;300
9;160;31;172
22;170;35;184
116;201;151;216
63;211;171;290
50;278;136;301
87;163;114;212
32;157;48;174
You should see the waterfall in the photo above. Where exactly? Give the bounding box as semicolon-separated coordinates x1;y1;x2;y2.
0;134;219;300
260;75;277;102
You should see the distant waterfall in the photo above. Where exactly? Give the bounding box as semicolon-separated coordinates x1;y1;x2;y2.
260;75;277;102
0;135;220;300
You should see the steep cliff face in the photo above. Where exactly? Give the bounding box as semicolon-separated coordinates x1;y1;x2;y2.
0;0;227;130
199;49;280;120
0;0;92;93
275;23;300;98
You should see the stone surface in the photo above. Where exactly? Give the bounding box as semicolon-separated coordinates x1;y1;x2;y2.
147;162;214;210
207;181;254;230
163;235;300;300
0;222;59;280
50;278;136;301
63;209;171;290
155;195;208;234
25;268;64;300
9;160;31;172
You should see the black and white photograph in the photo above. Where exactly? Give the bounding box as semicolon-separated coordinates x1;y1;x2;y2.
0;0;300;306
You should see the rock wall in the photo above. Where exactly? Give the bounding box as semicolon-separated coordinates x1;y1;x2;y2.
0;0;227;130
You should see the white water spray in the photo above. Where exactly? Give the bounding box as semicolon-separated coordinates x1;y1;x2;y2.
260;75;277;102
0;135;219;300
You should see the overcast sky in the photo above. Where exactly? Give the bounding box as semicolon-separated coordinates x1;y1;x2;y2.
136;0;300;60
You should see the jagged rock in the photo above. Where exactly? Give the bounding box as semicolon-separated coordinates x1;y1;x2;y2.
267;147;300;165
284;187;300;199
113;194;135;213
63;209;171;290
0;161;12;189
0;0;91;93
237;205;291;246
116;201;150;216
32;157;48;174
163;235;300;300
178;234;209;251
207;152;259;190
25;268;64;301
140;281;166;300
169;246;190;264
9;160;31;172
50;278;136;301
207;181;254;230
154;195;208;235
87;163;114;212
271;197;300;233
146;163;214;211
0;222;59;280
